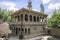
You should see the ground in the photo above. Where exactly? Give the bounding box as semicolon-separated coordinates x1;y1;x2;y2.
8;36;60;40
8;36;19;40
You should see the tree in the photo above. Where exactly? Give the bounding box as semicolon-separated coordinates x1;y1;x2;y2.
3;10;12;22
0;7;14;22
0;8;4;19
40;4;45;13
48;10;60;28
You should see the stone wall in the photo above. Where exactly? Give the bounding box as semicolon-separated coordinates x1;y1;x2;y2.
47;28;60;37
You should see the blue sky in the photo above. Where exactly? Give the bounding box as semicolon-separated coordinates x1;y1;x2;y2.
0;0;60;17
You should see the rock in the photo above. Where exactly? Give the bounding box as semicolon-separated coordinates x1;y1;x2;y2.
0;22;12;37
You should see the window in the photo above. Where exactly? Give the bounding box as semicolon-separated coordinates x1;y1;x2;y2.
33;16;36;22
25;14;28;21
30;15;32;21
19;28;20;31
44;18;47;22
28;28;30;34
40;17;42;22
18;15;20;21
15;16;18;21
21;14;23;20
22;28;24;31
25;29;27;34
42;18;44;22
37;17;39;22
20;28;24;34
15;16;17;18
14;27;15;30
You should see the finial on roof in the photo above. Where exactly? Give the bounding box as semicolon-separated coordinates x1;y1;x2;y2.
27;0;32;10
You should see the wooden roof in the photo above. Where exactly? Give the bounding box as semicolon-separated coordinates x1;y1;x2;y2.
11;8;48;16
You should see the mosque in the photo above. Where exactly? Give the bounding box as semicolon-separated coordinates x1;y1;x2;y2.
10;0;48;39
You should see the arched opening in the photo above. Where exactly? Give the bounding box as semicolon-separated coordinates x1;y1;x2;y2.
19;28;20;31
16;28;19;35
15;16;17;18
18;15;20;21
30;15;32;21
22;28;24;32
15;16;18;21
14;27;15;30
25;14;28;21
33;16;36;22
25;29;27;34
37;17;39;22
21;14;23;21
42;17;44;22
40;17;42;22
28;28;30;34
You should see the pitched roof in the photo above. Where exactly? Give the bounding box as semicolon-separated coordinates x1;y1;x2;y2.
11;8;48;16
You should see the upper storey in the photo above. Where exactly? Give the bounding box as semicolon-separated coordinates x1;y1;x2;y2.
11;8;48;24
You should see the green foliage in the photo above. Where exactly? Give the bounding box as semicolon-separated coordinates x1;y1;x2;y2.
48;10;60;28
0;8;4;19
40;4;45;13
0;8;14;22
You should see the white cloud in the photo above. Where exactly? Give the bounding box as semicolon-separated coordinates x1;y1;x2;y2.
1;1;15;7
47;0;60;10
0;1;18;11
50;0;60;4
42;0;51;4
48;3;60;10
33;9;40;12
7;7;18;11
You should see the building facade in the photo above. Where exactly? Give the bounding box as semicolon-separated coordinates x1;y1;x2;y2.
10;8;47;38
10;0;48;39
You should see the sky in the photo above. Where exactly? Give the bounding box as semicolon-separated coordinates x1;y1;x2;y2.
0;0;60;17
